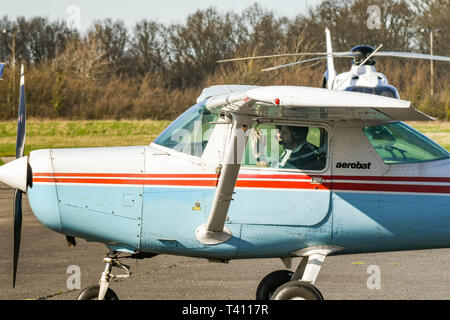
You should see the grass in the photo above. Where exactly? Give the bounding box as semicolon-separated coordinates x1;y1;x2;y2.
0;119;448;157
0;119;171;157
406;121;450;151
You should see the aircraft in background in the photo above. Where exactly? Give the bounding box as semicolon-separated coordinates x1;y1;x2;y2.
218;28;450;100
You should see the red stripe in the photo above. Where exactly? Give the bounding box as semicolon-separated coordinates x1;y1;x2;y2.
34;177;218;187
33;172;450;183
32;172;450;194
34;177;326;189
236;180;331;190
34;172;219;179
331;175;450;183
32;177;449;194
332;182;450;194
144;179;217;187
238;174;315;180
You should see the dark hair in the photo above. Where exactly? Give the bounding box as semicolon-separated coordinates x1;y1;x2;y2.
276;125;309;140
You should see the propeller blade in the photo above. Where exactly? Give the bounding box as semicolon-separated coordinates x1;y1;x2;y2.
16;65;26;159
217;52;358;63
13;189;23;288
12;65;27;288
261;56;326;72
373;51;450;62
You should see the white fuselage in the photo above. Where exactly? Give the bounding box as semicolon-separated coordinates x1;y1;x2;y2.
332;65;389;90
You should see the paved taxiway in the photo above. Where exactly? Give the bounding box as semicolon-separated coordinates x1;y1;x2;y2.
1;184;450;300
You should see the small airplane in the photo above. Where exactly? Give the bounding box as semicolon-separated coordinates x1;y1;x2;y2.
0;33;449;300
218;28;450;99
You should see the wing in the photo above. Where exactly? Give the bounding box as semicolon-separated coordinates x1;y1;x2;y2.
196;84;259;103
206;85;432;121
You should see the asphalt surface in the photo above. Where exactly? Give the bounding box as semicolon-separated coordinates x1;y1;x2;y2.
1;184;450;300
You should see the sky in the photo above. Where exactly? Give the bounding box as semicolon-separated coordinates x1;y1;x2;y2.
1;0;323;32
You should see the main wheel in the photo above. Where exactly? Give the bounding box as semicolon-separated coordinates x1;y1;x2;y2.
256;270;294;300
77;285;119;300
271;280;324;300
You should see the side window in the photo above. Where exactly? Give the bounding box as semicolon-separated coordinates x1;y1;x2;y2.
243;124;328;171
363;122;449;164
154;101;219;157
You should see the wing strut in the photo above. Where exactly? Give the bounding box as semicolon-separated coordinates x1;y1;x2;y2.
196;115;251;245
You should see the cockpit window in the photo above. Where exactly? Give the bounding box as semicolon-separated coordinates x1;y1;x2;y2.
243;124;328;170
345;86;399;99
363;122;449;164
153;100;218;157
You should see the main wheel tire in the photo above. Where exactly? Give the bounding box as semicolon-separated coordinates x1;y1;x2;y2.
256;270;294;300
271;280;324;300
77;285;119;300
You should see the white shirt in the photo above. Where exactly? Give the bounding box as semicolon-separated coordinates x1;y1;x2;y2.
278;142;306;167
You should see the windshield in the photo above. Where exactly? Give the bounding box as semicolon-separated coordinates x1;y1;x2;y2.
345;86;399;99
153;100;218;157
363;122;449;164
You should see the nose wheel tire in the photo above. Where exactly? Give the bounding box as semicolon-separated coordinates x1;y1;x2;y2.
77;285;119;300
271;280;323;300
256;270;294;300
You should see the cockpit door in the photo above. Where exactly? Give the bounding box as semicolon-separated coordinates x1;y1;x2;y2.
228;123;332;227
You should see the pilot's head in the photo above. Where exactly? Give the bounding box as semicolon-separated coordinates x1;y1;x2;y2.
276;125;309;150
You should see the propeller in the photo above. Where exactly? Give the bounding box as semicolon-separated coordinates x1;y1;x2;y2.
13;64;26;288
261;56;326;72
373;51;450;62
216;51;358;63
217;49;450;72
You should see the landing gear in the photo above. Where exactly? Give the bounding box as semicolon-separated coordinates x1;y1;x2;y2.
256;246;342;300
256;270;294;300
77;251;131;300
77;285;119;300
271;281;323;300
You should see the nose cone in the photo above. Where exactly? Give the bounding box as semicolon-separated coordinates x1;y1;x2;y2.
26;149;62;233
0;156;30;192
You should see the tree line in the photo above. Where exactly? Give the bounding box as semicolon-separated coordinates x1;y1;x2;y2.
0;0;448;120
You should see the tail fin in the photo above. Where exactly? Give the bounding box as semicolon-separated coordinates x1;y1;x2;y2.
325;28;337;89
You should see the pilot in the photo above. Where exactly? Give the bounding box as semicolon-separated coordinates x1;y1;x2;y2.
250;125;323;170
276;125;323;170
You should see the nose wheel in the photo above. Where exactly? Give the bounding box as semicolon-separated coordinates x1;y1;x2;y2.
77;251;131;300
256;246;342;300
77;285;119;300
271;281;323;300
256;270;294;300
